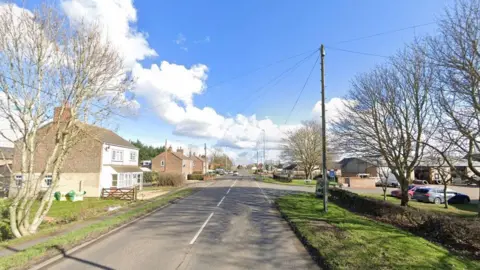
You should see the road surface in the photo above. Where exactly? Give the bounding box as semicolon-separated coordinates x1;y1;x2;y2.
47;177;319;270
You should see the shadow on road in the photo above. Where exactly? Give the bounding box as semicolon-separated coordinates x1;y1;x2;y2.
53;245;114;270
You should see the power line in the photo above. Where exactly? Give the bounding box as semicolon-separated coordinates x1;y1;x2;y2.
325;46;389;58
239;49;318;113
284;54;319;124
335;21;436;45
215;50;318;148
206;48;318;91
140;48;319;115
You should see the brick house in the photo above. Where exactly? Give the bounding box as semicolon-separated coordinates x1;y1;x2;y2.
151;147;193;179
190;153;207;174
10;108;143;198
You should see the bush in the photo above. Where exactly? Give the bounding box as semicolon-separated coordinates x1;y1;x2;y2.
192;171;203;174
156;173;184;187
329;188;480;259
143;171;158;183
0;200;12;241
187;174;203;180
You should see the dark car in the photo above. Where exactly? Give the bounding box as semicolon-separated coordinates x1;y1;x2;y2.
448;192;471;204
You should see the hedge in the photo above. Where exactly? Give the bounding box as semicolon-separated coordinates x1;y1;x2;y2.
143;172;184;186
329;188;480;260
187;174;204;180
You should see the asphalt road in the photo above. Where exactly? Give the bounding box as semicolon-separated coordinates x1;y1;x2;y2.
47;177;319;270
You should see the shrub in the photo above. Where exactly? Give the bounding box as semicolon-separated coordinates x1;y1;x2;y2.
187;174;203;180
192;171;203;175
156;173;184;187
143;171;159;183
0;200;12;241
329;188;480;259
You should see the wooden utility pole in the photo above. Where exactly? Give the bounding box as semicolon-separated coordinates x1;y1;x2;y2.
204;143;207;173
164;139;168;172
321;44;328;213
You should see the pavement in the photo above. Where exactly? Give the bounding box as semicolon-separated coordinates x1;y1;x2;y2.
46;177;319;270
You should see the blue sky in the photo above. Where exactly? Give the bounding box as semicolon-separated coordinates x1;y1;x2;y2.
119;0;448;160
3;0;451;163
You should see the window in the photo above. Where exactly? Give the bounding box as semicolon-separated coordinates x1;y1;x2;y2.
161;160;165;166
112;174;118;187
112;150;123;162
44;175;52;186
137;173;142;184
130;151;137;162
15;175;23;187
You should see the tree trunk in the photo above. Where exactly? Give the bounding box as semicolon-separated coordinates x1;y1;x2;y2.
400;184;409;206
383;188;387;201
443;182;448;209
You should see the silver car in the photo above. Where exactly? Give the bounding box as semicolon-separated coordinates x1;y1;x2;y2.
412;187;457;204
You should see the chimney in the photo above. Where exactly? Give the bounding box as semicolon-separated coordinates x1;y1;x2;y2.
177;147;184;154
53;104;72;123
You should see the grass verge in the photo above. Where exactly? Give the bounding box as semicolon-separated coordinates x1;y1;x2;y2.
364;194;478;217
0;188;194;270
276;193;480;270
261;177;317;186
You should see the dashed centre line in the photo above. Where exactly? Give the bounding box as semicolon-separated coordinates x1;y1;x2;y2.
189;179;237;245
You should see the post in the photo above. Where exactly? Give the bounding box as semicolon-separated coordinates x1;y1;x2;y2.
263;129;266;169
164;139;168;172
321;44;328;213
204;143;207;174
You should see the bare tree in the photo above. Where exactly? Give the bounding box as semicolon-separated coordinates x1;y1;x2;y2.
426;0;480;215
333;43;436;206
282;121;331;180
0;3;133;237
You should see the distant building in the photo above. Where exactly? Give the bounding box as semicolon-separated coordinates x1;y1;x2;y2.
151;147;193;179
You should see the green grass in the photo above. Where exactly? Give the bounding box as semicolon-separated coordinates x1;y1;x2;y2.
141;186;175;192
261;177;317;186
364;194;478;217
29;198;131;226
276;193;480;270
0;188;194;270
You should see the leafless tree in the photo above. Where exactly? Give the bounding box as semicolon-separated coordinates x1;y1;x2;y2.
426;0;480;215
0;3;134;237
282;121;332;180
333;43;436;206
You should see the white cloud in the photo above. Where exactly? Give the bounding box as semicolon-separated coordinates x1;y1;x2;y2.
61;0;157;68
174;33;188;51
312;97;354;124
194;36;211;44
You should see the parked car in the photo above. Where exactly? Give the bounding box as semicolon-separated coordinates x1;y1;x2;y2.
412;187;470;204
233;171;239;176
390;185;418;199
376;177;399;187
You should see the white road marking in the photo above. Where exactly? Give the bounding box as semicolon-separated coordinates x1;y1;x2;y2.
255;181;271;204
190;212;214;245
226;179;237;194
217;195;226;207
